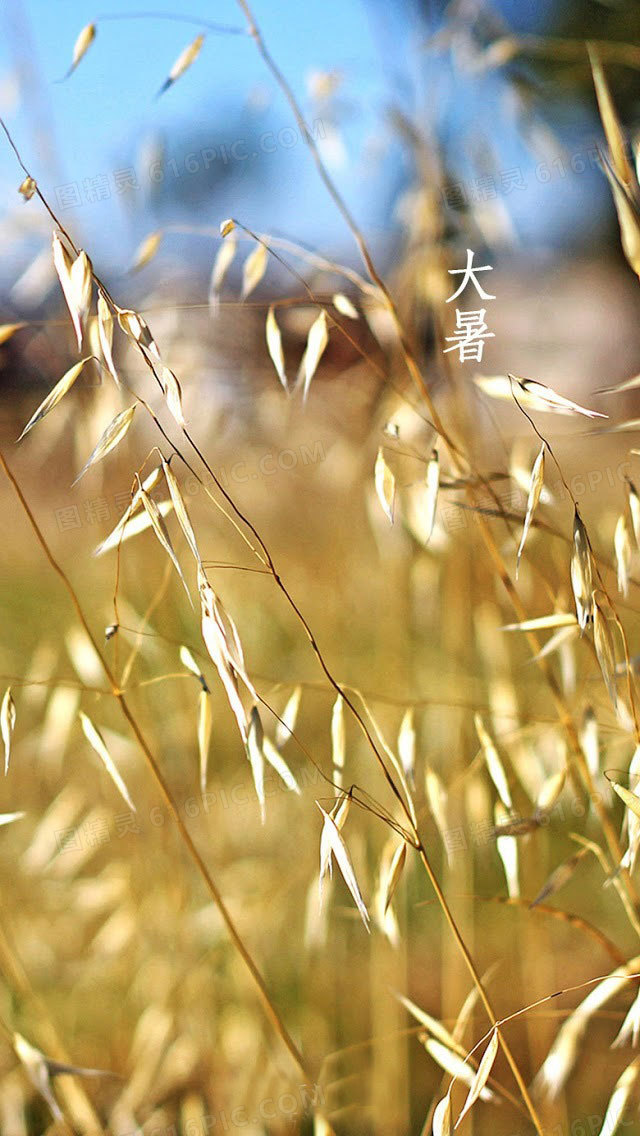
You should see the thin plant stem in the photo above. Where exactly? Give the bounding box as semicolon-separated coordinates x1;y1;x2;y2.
0;451;313;1089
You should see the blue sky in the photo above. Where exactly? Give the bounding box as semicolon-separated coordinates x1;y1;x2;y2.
0;0;614;295
1;0;398;272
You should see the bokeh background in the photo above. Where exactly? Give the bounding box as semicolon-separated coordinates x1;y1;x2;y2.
1;1;640;1134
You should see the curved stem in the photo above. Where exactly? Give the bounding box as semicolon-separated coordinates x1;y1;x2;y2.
0;452;312;1087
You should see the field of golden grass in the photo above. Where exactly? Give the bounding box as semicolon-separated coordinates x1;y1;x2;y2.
2;11;640;1136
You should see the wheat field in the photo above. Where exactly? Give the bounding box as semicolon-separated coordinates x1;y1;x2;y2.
1;6;640;1135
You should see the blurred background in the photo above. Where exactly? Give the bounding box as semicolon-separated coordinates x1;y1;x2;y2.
1;1;640;1134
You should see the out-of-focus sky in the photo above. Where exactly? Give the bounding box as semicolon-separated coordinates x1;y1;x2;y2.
0;1;398;267
0;0;617;294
